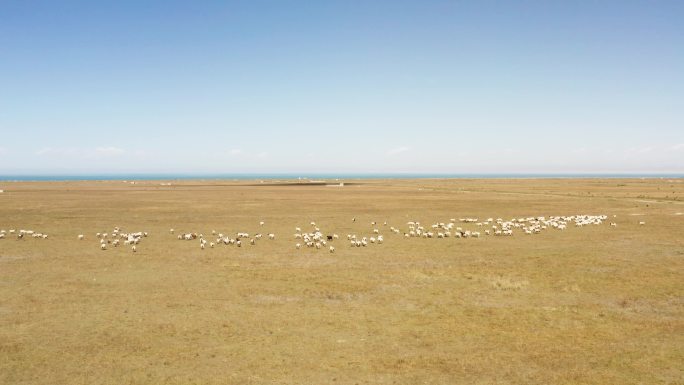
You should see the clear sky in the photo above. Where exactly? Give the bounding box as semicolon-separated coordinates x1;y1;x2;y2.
0;1;682;174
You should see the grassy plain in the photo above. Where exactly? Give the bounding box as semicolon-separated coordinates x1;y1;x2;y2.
0;178;682;384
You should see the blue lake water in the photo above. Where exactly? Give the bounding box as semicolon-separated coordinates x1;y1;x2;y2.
0;173;682;181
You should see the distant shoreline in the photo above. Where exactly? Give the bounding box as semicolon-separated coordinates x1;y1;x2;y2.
1;173;682;182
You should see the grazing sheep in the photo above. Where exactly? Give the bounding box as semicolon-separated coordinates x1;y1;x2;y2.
329;246;335;253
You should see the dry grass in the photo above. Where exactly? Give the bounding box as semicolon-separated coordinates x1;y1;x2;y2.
0;178;683;384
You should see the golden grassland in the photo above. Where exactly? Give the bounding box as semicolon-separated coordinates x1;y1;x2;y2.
0;178;682;384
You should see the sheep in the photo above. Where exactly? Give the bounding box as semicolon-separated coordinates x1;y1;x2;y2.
329;246;335;253
639;221;646;226
268;233;275;240
170;229;174;234
78;234;85;240
100;243;106;250
296;243;301;249
260;221;265;226
132;245;137;252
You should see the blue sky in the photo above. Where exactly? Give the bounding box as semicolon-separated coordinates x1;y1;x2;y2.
0;1;682;174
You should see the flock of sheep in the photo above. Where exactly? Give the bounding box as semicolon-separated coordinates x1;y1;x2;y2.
1;214;639;254
0;229;49;240
84;227;149;252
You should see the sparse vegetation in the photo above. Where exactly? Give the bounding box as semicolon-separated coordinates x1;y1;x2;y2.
0;178;683;385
